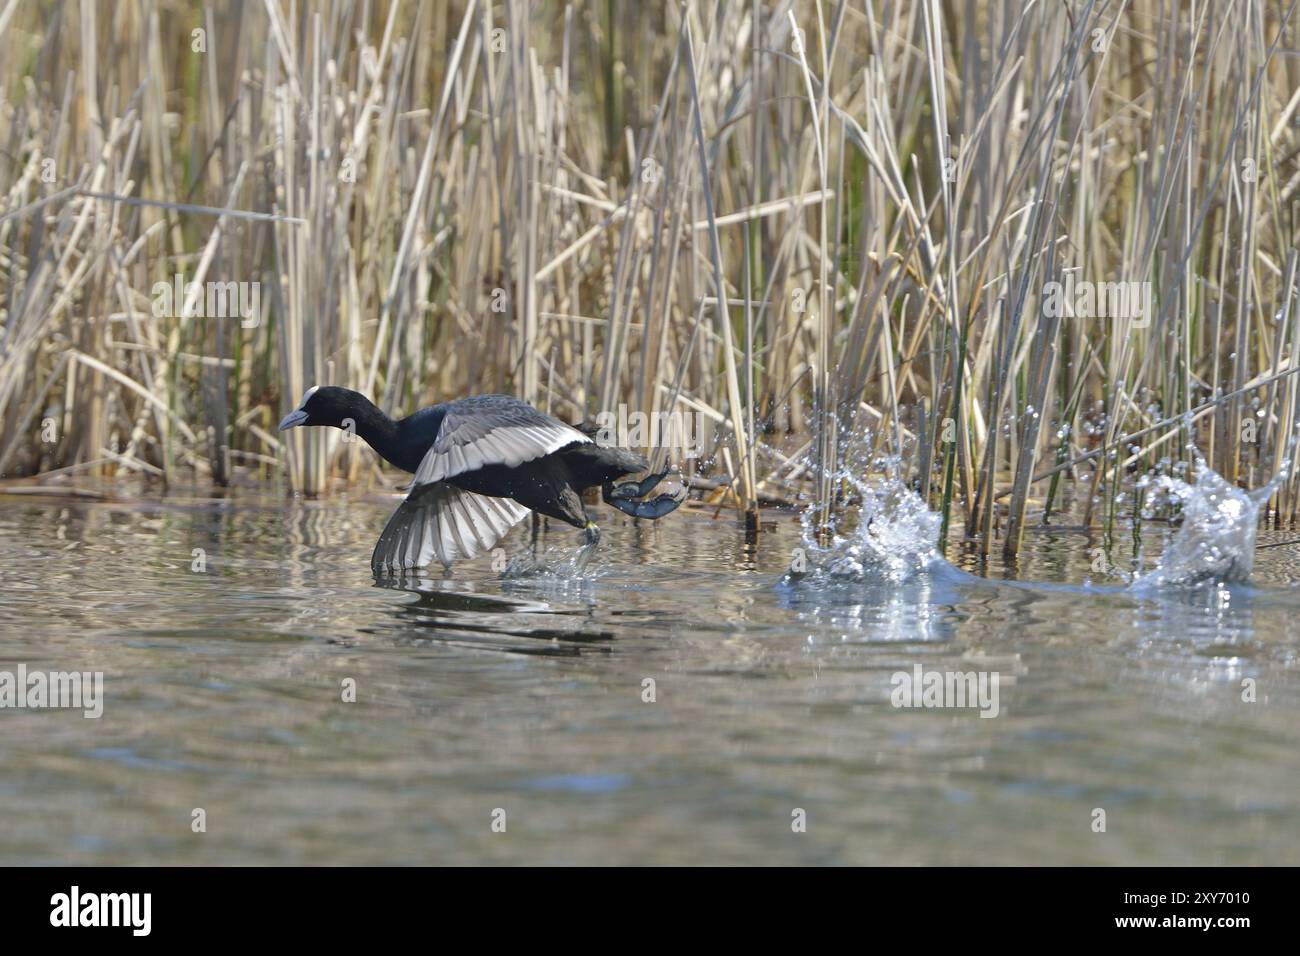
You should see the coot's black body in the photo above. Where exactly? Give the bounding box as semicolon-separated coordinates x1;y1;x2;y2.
278;386;681;571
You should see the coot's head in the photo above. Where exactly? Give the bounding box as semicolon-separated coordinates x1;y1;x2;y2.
277;385;360;431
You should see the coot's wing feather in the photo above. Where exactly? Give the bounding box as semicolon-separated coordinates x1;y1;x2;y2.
371;482;530;571
412;395;591;486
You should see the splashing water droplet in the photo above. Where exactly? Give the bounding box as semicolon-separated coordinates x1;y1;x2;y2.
503;545;607;583
1131;459;1278;589
794;474;942;584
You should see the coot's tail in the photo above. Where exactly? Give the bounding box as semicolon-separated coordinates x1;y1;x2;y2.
371;482;530;572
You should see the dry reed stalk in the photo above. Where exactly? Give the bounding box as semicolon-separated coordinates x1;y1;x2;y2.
0;0;1291;558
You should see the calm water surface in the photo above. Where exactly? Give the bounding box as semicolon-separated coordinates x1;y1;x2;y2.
1;489;1298;864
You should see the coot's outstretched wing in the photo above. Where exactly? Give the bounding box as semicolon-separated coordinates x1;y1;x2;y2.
372;396;590;571
412;395;591;485
371;482;529;572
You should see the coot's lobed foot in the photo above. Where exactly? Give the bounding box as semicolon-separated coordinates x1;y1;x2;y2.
608;492;683;520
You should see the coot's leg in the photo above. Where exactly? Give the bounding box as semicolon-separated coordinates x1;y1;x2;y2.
606;468;672;501
570;513;600;572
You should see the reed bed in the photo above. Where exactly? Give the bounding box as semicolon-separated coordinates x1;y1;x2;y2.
1;1;1297;554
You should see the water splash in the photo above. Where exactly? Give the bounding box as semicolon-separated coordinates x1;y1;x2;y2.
1130;460;1278;589
501;543;608;583
792;474;943;584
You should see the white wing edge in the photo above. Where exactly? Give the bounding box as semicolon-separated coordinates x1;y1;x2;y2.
414;422;591;485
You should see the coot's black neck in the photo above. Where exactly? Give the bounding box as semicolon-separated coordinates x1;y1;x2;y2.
348;396;453;474
336;396;419;473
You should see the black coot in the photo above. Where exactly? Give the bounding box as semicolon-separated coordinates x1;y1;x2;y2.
278;386;683;571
